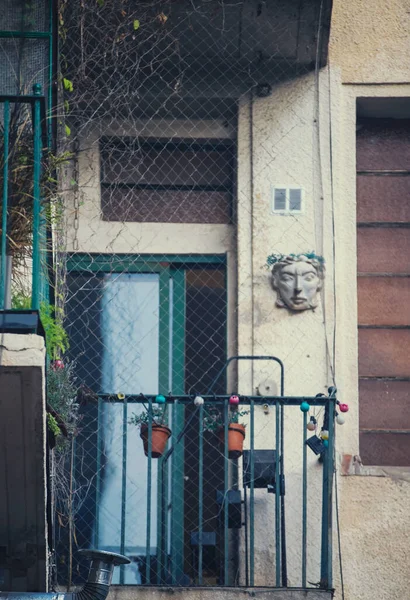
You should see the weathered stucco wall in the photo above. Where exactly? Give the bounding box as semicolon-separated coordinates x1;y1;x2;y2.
237;63;410;598
336;474;410;600
330;0;410;83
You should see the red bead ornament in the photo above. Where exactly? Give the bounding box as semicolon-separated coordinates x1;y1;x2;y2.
52;360;64;370
339;403;349;413
229;394;240;406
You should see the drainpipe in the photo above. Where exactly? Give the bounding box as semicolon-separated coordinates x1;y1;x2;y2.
0;550;130;600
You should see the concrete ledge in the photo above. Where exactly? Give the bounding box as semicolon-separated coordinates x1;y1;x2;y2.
109;587;333;600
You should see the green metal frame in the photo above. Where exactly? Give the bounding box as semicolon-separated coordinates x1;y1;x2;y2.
66;253;226;272
71;255;228;585
0;86;48;309
170;268;186;584
89;261;171;573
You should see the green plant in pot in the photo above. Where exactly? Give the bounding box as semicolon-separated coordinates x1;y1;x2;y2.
129;405;171;458
203;407;250;458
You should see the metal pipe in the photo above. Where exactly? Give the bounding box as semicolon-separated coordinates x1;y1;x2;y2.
31;84;42;310
0;100;10;310
0;550;130;600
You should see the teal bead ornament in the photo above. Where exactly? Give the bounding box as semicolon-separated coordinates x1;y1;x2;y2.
300;401;310;412
155;394;166;404
323;439;329;448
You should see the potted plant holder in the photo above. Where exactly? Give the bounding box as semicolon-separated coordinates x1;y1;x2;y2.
129;406;171;458
140;423;172;458
218;422;246;459
204;408;249;459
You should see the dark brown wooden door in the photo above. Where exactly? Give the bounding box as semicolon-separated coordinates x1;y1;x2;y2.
357;119;410;466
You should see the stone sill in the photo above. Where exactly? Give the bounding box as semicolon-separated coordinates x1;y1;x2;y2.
340;454;410;482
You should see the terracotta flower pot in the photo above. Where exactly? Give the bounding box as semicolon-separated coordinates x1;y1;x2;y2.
140;424;172;458
218;423;246;458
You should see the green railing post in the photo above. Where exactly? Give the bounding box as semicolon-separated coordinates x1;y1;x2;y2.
94;397;102;547
198;403;204;584
320;396;335;589
223;399;229;585
120;398;128;584
0;100;10;309
302;410;307;587
275;400;281;586
32;83;42;310
146;397;153;583
249;398;255;586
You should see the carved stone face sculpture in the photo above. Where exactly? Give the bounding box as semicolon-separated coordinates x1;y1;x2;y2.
271;255;325;312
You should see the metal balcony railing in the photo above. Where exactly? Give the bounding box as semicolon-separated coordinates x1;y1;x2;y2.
0;85;47;309
63;360;337;592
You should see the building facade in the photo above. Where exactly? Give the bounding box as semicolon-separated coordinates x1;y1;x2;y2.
0;1;410;599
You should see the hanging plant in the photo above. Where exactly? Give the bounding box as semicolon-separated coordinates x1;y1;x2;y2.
203;407;250;459
129;406;171;458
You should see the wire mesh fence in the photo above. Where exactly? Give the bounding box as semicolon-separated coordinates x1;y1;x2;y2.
11;0;335;591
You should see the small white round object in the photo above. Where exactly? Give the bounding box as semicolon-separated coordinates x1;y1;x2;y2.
307;421;317;431
336;414;345;425
321;429;329;440
194;395;204;406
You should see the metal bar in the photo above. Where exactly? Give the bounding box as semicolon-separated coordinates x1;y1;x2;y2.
275;401;281;587
67;253;226;271
95;394;329;406
0;100;10;309
320;395;335;589
161;448;169;584
94;398;102;548
249;398;255;586
198;403;204;585
224;399;229;585
326;398;335;589
120;399;128;584
170;400;184;583
0;30;51;38
31;84;43;310
280;402;287;587
302;410;307;588
146;398;153;583
243;485;249;587
4;255;12;309
207;356;285;396
170;268;185;584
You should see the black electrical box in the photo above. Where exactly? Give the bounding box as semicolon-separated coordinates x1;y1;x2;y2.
0;310;45;337
243;449;277;490
216;489;242;529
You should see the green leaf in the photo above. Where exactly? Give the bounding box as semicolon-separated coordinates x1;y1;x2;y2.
63;78;73;92
97;0;104;6
65;124;71;137
133;19;140;30
47;413;61;437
